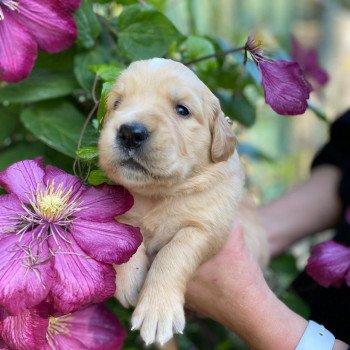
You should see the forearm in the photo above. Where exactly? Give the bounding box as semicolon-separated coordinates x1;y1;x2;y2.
205;277;347;350
259;165;342;256
208;272;305;349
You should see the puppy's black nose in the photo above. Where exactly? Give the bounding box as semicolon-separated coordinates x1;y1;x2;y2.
118;122;149;149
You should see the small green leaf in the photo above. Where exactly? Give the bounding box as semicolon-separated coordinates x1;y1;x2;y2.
183;35;217;71
20;101;97;158
88;169;110;185
118;4;182;60
97;82;113;126
89;64;124;82
76;146;99;162
0;72;78;104
74;0;102;49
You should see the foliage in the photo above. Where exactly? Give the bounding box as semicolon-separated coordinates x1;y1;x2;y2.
0;0;320;348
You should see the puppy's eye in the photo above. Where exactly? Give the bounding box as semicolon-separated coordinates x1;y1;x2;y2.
113;99;121;109
175;105;190;117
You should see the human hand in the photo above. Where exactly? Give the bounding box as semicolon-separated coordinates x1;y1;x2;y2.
186;223;266;325
186;223;309;350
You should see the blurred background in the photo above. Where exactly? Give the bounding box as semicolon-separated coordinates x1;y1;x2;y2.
1;0;350;349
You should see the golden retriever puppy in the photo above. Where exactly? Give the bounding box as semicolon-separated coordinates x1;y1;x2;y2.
98;58;268;346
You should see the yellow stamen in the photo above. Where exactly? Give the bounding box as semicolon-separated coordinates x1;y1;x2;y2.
48;315;71;336
30;180;73;222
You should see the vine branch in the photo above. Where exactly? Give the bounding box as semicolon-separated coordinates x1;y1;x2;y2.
73;75;100;179
184;45;246;66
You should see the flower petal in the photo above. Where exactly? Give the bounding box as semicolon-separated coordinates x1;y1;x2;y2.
0;194;25;236
72;218;142;264
0;231;54;315
49;304;126;350
1;305;48;350
43;165;85;199
44;336;87;350
14;0;77;53
306;241;350;288
259;60;312;115
0;159;45;204
302;49;329;87
0;339;10;350
79;185;134;222
291;36;328;88
50;235;116;314
0;11;37;83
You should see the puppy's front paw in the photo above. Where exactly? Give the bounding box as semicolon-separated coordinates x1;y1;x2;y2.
115;255;149;308
131;291;185;345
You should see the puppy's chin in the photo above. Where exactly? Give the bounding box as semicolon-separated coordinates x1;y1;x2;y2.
102;157;188;196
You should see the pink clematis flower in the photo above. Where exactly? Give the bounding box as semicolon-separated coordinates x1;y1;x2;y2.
0;0;81;83
291;36;329;89
306;241;350;288
0;303;126;350
245;36;312;115
0;159;142;315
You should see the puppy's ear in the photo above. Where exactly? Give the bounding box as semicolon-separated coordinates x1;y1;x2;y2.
210;104;237;163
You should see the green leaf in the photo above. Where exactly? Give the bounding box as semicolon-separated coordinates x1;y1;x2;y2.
20;101;97;158
0;72;79;104
88;169;110;185
237;143;274;163
147;0;166;12
35;49;76;72
118;4;181;60
270;254;298;276
217;91;256;127
0;108;20;144
116;0;137;4
74;0;102;49
0;142;45;171
74;47;110;92
183;35;217;71
97;81;113;126
76;146;99;162
89;64;124;82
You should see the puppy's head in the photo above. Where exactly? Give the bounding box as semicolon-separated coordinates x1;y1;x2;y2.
98;58;236;195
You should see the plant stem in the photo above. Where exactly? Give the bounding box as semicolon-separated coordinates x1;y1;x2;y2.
184;45;246;66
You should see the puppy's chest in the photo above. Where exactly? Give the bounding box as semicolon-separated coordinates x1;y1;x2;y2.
119;200;181;254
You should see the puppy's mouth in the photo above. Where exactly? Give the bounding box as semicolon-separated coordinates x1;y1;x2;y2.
119;158;149;174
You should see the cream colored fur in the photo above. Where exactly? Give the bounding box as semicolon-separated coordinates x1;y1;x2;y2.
98;58;269;346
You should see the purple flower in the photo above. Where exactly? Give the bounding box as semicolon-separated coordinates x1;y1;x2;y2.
0;303;126;350
0;0;81;83
245;36;312;115
306;241;350;288
291;36;329;89
0;159;142;315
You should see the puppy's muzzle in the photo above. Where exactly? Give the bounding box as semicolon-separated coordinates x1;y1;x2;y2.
117;122;149;149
